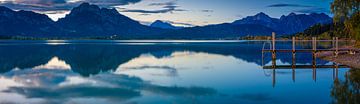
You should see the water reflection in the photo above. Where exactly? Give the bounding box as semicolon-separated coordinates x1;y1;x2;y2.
331;68;360;104
0;41;354;104
0;61;216;103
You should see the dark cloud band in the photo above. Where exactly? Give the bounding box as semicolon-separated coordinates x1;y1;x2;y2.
292;7;330;14
0;0;143;12
120;0;186;14
267;3;313;8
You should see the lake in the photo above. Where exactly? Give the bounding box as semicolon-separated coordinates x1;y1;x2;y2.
0;40;357;104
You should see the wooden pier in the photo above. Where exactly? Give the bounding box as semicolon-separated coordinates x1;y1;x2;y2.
261;32;358;87
262;32;358;69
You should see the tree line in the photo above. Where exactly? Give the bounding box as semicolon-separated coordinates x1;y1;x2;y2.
296;0;359;42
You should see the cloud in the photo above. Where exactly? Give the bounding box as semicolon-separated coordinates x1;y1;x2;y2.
267;3;312;8
0;2;74;11
4;86;141;102
122;65;178;77
292;7;330;14
3;0;67;6
201;9;213;12
163;20;195;27
80;0;141;7
0;67;217;103
148;0;176;6
0;0;142;12
123;65;177;71
266;3;329;14
121;8;179;14
120;0;186;14
120;5;186;14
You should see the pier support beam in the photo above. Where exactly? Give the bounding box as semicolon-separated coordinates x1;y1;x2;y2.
271;32;276;68
292;37;296;68
271;32;276;87
312;37;317;52
312;37;317;82
335;37;339;57
292;37;296;82
312;37;317;68
292;37;296;53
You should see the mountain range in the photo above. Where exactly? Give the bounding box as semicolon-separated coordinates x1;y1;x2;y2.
0;3;332;39
233;12;332;34
0;6;60;37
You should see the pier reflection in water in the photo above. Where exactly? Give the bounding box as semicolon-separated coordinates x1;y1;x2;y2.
0;40;358;104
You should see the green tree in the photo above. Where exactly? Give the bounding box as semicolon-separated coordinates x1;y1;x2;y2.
331;0;360;40
345;12;360;41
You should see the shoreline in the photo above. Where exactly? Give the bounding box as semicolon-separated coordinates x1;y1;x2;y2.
318;47;360;69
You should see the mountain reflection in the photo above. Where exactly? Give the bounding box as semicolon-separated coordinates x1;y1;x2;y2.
0;41;326;76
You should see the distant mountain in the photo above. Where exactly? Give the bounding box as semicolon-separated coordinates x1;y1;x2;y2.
56;3;166;37
279;13;332;34
150;20;182;30
233;12;332;35
233;12;281;32
0;6;60;37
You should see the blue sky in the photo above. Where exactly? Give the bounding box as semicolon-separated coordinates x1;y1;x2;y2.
0;0;333;26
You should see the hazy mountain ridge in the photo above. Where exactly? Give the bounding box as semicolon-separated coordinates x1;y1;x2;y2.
158;23;278;39
150;20;183;30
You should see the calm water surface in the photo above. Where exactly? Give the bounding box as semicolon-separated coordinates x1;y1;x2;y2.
0;40;357;104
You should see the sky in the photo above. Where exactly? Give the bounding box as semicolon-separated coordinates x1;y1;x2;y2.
0;0;333;26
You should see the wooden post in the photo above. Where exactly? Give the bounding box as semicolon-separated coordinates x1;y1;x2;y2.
335;37;339;57
292;52;296;82
314;37;317;51
312;37;317;82
271;32;276;68
312;37;314;50
272;32;276;51
312;52;317;68
312;37;317;51
292;37;296;69
292;37;296;52
292;52;296;68
332;37;336;48
271;32;276;87
312;37;317;68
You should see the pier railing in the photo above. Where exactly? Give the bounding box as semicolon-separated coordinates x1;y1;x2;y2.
261;32;358;87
